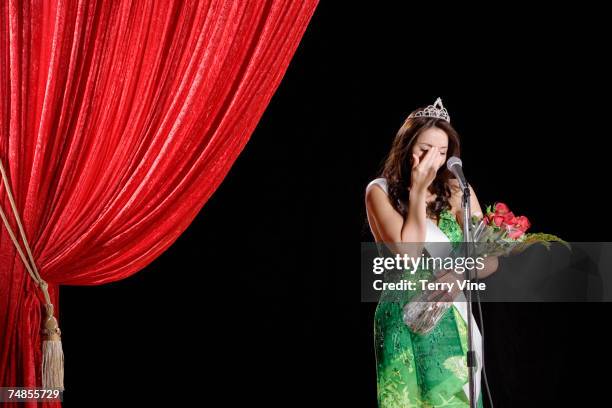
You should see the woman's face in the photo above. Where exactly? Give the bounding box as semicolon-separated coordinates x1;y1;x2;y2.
411;127;449;171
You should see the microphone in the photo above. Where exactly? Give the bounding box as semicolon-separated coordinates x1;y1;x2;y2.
446;156;469;191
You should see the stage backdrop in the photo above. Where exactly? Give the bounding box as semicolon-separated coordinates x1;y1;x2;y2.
0;0;318;403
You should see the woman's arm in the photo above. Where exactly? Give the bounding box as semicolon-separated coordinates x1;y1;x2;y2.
366;147;442;260
365;186;428;259
365;185;428;243
427;183;499;302
453;183;499;279
365;147;441;244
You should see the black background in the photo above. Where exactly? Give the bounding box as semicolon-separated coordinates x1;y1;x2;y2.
61;3;610;407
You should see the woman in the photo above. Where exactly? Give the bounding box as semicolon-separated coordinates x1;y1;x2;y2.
365;98;499;407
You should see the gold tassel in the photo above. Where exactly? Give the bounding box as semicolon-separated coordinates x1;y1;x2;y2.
42;303;64;390
0;159;65;389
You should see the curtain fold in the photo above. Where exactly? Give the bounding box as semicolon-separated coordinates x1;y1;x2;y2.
0;0;318;402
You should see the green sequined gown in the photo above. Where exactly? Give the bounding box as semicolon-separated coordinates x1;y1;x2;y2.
374;209;484;408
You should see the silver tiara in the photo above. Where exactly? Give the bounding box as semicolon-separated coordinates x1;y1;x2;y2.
407;97;450;123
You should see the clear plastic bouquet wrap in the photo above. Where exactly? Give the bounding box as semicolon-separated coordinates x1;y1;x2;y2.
402;289;455;334
403;202;569;335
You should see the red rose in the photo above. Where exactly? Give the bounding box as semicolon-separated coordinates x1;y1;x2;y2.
492;215;505;227
502;211;516;225
507;228;525;239
494;202;510;216
513;215;531;232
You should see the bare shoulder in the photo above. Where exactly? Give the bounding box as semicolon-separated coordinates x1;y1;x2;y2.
448;178;462;206
365;182;390;207
448;178;478;195
448;179;482;216
448;178;461;191
365;181;405;222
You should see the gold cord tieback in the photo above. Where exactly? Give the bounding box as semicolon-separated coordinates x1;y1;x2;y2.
0;158;64;390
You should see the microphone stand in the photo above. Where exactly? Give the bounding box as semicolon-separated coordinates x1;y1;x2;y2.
461;184;477;408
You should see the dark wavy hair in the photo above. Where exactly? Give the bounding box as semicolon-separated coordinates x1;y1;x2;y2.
380;113;461;220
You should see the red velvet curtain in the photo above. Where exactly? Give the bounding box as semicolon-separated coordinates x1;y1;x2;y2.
0;0;318;401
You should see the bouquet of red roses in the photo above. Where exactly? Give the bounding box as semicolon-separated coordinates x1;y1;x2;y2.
403;202;569;335
471;202;570;256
